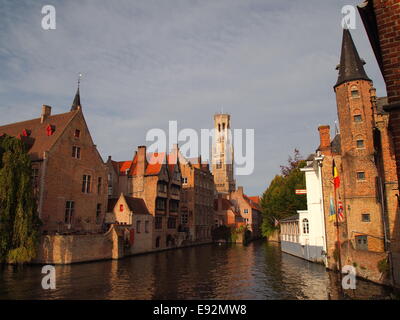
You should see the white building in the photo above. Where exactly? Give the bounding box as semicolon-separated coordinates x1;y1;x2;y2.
280;153;328;266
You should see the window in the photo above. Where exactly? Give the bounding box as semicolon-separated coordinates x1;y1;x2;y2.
108;186;113;196
156;198;166;210
157;183;167;193
74;129;81;138
302;218;309;234
136;220;141;233
65;201;74;224
356;140;365;148
182;177;188;185
167;217;176;229
145;221;149;233
96;204;101;224
82;175;91;193
355;235;368;251
155;217;163;229
216;162;222;169
351;87;360;98
354;115;362;122
72;146;81;159
362;213;371;222
181;213;188;224
357;172;366;180
244;209;248;214
32;168;39;193
97;177;102;194
170;200;178;212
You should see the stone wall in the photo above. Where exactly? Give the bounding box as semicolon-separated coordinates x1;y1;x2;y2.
35;225;123;264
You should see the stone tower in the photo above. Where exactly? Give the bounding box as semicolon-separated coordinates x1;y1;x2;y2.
212;113;236;194
334;29;384;253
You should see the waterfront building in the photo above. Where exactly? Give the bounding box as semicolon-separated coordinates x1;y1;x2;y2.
105;145;183;250
212;113;236;194
280;153;327;265
178;152;215;243
229;187;263;239
106;193;153;255
317;29;398;285
0;88;108;234
358;0;400;288
213;194;244;228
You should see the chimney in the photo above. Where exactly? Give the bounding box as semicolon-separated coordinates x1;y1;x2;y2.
41;105;52;123
137;146;147;176
318;125;331;153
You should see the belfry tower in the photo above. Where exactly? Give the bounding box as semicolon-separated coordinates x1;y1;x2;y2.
212;113;236;194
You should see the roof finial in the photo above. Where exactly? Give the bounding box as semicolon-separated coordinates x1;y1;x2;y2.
71;72;82;111
78;72;82;90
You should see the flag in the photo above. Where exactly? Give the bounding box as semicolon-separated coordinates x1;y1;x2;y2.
329;195;336;222
338;201;345;222
333;159;340;189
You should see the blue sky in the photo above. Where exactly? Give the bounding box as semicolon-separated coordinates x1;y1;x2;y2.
0;0;386;196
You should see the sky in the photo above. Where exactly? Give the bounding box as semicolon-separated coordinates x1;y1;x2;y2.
0;0;386;196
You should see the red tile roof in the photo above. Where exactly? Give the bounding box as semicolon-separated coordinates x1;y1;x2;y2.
244;194;262;211
0;111;78;161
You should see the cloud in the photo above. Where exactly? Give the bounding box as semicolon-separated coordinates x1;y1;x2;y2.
0;0;386;195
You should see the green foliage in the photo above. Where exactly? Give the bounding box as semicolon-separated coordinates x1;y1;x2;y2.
377;258;389;274
0;134;41;264
260;149;307;237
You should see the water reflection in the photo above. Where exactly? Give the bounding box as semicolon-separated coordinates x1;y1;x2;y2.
0;241;393;300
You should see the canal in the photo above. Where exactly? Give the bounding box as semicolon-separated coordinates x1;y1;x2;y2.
0;241;393;300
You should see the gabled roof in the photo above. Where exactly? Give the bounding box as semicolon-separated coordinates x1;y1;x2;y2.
335;29;371;88
0;110;78;161
108;196;150;215
244;194;262;211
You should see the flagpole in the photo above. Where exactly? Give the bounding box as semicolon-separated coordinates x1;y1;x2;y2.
334;176;343;286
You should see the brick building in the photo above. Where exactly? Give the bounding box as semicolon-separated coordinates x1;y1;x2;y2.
229;187;262;238
105;145;183;250
317;29;398;285
106;193;153;255
0;88;108;234
178;152;215;243
214;194;244;228
358;0;400;287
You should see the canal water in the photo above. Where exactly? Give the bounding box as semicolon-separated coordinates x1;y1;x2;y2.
0;241;393;300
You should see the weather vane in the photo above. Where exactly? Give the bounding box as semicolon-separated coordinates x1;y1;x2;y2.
78;72;82;89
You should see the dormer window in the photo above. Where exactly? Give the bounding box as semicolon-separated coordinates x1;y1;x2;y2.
46;124;55;136
74;129;81;138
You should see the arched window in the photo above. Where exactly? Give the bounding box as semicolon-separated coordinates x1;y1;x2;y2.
302;218;309;234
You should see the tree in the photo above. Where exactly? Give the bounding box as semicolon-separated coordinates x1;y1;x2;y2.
0;134;41;263
260;149;307;237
